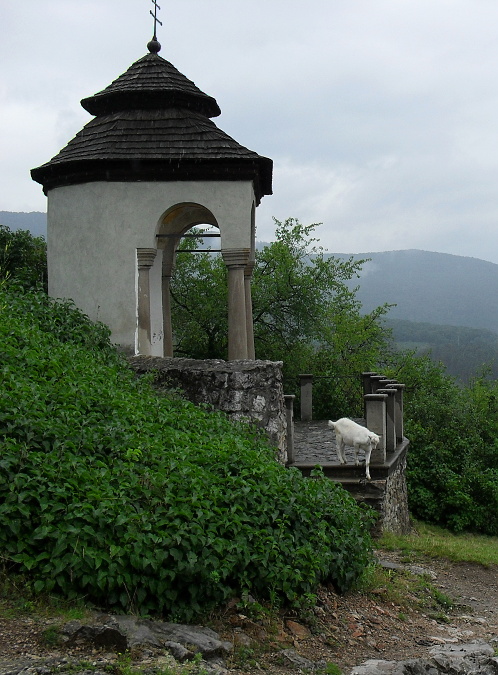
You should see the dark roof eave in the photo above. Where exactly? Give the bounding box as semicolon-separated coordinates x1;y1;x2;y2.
30;157;273;205
81;90;221;118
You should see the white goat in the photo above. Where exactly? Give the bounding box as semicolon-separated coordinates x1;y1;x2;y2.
328;418;380;480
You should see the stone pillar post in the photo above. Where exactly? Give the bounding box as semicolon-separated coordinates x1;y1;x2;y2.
244;261;256;360
222;249;250;360
300;374;313;422
377;388;396;452
137;248;157;356
284;394;295;465
362;372;378;417
161;275;173;357
161;248;176;357
370;375;389;393
386;383;405;441
364;393;387;464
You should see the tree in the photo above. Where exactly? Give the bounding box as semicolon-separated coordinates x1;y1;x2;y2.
0;224;47;290
170;218;391;417
384;351;498;535
169;235;228;359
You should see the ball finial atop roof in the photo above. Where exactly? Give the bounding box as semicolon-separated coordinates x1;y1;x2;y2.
147;37;161;53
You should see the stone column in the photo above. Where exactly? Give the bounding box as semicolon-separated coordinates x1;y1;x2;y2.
222;249;250;360
161;247;176;357
300;374;313;422
370;375;389;393
362;372;378;396
364;393;387;464
284;394;295;465
137;248;157;356
161;275;173;357
362;372;378;418
377;387;396;453
244;261;256;360
386;383;405;441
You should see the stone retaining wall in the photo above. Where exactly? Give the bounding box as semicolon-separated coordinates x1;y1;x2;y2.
379;449;410;535
128;356;287;463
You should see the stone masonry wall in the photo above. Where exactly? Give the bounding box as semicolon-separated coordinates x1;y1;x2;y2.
128;356;287;464
380;451;411;535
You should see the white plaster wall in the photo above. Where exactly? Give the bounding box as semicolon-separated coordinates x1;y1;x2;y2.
46;180;255;353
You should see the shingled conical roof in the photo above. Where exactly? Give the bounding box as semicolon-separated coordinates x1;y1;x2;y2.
80;52;221;118
31;45;272;204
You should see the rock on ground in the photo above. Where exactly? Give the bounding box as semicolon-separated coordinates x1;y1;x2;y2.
351;641;498;675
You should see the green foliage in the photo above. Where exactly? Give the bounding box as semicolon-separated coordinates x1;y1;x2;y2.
40;625;62;647
170;234;228;359
317;662;343;675
252;219;391;418
170;218;391;418
0;285;373;619
384;352;498;535
0;224;47;290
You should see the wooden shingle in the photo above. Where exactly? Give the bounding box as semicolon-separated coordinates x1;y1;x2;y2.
31;50;272;203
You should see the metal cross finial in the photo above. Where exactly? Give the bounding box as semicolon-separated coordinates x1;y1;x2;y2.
150;0;163;40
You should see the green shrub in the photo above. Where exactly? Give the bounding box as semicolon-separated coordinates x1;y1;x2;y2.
0;225;47;290
385;352;498;535
0;285;373;620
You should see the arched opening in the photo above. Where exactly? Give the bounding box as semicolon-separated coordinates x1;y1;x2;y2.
150;202;254;360
156;203;220;357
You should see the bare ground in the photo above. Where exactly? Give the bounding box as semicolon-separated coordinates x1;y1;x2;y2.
0;552;496;674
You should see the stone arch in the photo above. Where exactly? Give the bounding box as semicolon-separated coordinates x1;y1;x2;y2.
155;202;219;358
149;201;255;359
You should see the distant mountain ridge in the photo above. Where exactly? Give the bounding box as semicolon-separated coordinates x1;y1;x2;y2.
330;249;498;334
2;212;497;334
0;211;47;238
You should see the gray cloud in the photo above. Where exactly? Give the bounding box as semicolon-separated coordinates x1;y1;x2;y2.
2;0;498;262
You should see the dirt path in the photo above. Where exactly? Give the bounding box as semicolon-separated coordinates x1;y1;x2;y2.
217;552;498;673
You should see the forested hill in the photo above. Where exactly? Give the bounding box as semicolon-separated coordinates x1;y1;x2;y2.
330;249;498;334
384;319;498;381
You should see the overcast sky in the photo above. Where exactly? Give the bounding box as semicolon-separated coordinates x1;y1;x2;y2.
2;1;498;262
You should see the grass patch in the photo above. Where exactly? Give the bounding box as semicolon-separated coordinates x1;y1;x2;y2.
0;565;91;622
378;520;498;566
357;557;459;619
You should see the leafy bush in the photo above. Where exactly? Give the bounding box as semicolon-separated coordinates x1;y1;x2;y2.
0;285;373;620
385;352;498;535
0;224;47;290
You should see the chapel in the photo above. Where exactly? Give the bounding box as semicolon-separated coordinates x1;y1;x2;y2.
31;27;272;359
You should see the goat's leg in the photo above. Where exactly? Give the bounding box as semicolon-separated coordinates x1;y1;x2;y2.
336;437;346;464
353;444;360;466
364;443;372;480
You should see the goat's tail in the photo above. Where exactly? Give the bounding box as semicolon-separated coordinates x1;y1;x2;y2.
328;420;336;430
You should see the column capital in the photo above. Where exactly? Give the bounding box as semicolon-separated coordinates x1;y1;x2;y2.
222;248;250;267
137;248;157;268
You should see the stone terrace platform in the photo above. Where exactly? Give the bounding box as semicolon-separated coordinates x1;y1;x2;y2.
288;420;410;534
